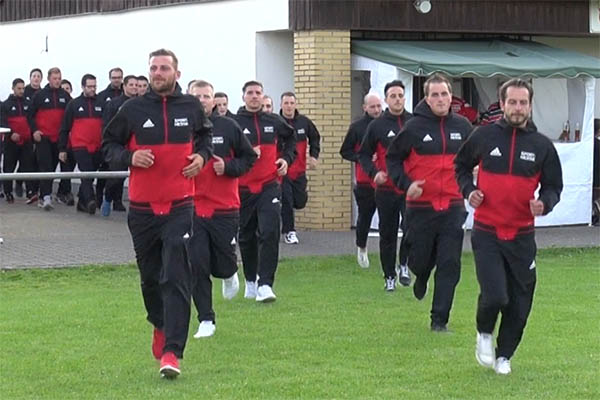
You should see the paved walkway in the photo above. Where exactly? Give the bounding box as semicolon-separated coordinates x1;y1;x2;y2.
1;197;598;269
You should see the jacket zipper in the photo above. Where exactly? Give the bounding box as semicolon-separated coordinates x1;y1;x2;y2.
53;89;57;108
509;127;517;174
88;98;93;118
253;113;261;145
163;97;169;144
439;117;447;208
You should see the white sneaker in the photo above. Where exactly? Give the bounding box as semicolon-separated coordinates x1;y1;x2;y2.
384;277;396;292
222;272;239;300
193;320;215;338
476;332;496;368
397;265;411;287
357;247;369;269
283;231;299;244
494;357;511;375
41;195;53;211
256;285;277;303
244;280;257;299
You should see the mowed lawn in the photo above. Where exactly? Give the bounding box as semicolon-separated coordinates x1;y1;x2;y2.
1;247;598;399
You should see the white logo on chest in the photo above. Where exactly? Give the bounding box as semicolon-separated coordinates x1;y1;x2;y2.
490;147;502;157
423;134;433;142
520;151;535;162
142;119;155;128
243;128;251;135
59;98;66;103
174;118;189;127
95;106;102;112
297;128;305;135
450;132;462;140
387;130;395;138
212;136;224;144
264;126;274;133
78;106;84;112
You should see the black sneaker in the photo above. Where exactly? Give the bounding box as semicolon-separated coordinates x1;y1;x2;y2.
87;200;97;215
76;201;88;213
113;201;126;212
431;322;448;333
5;193;15;203
65;192;75;206
57;193;69;205
413;275;427;300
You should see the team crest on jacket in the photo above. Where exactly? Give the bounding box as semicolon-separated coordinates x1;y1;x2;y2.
59;98;66;103
298;128;305;135
174;118;189;127
212;136;224;144
520;151;535;162
264;126;274;133
95;106;102;112
450;132;462;140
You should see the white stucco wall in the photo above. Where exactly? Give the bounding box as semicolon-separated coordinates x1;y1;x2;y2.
0;0;289;111
256;30;294;111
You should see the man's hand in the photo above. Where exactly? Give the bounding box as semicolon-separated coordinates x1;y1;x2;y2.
276;158;288;176
374;171;388;185
213;155;225;176
308;156;318;170
131;149;155;168
58;151;68;163
371;153;378;162
530;199;544;216
253;146;261;159
182;153;205;178
10;133;21;143
468;189;484;208
407;180;426;199
33;130;43;142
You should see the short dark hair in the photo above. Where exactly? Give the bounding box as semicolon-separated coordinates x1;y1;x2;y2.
47;67;61;79
424;74;452;97
215;92;228;100
60;79;72;90
108;67;123;78
81;74;96;87
384;80;405;97
29;68;42;78
12;78;25;87
499;78;534;104
242;80;263;93
280;91;296;100
136;75;148;83
148;48;178;70
123;75;137;85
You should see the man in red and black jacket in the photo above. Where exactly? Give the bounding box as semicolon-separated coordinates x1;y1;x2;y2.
1;78;36;202
102;49;212;379
279;91;320;245
97;67;123;106
59;74;104;214
387;74;473;332
188;80;256;339
455;79;562;375
233;80;296;303
359;80;412;292
340;93;382;269
27;67;72;211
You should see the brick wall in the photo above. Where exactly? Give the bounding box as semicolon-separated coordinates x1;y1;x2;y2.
293;30;352;231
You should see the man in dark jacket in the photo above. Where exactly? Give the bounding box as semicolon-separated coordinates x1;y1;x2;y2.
102;49;212;379
359;80;412;291
233;80;296;303
97;67;123;105
455;78;562;375
188;80;256;338
387;74;472;332
340;93;382;268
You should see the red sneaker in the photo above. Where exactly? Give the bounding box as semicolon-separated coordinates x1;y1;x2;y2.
152;328;165;360
159;352;180;379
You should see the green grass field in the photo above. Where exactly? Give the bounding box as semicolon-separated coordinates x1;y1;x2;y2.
1;247;598;399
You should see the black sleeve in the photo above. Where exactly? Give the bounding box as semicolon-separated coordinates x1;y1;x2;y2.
27;93;40;133
454;129;482;199
102;101;117;128
538;141;563;215
102;107;134;170
193;104;213;163
358;122;379;179
58;101;74;152
307;118;321;159
278;117;297;166
224;121;258;177
340;123;358;162
386;128;414;192
0;102;8;133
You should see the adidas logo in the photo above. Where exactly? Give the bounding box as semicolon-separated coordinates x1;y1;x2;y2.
490;147;502;157
230;237;236;245
11;106;15;111
387;130;395;138
183;232;190;239
142;119;155;128
44;98;50;103
243;128;251;135
106;97;111;101
272;198;280;204
423;134;433;142
78;106;84;112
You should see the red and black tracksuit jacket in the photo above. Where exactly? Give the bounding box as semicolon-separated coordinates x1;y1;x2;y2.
27;85;72;143
280;109;320;180
455;119;563;240
58;94;104;153
340;113;377;189
387;99;473;211
24;85;40;102
233;107;296;194
194;115;257;218
102;85;213;213
359;109;412;194
102;94;134;127
1;95;32;145
97;84;123;106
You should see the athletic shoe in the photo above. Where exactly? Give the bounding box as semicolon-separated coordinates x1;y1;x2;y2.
256;285;277;303
385;277;396;292
193;320;216;338
56;193;69;205
475;332;495;368
283;231;299;244
14;184;23;198
41;195;53;211
357;247;369;269
87;200;97;215
159;352;180;379
244;280;257;299
76;201;88;213
26;193;39;205
494;357;511;375
101;200;112;217
152;328;165;360
222;272;239;300
65;192;75;206
413;275;427;300
5;193;14;204
113;201;126;212
431;322;448;333
397;264;411;287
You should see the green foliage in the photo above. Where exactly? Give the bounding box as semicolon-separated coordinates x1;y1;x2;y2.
1;248;598;399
